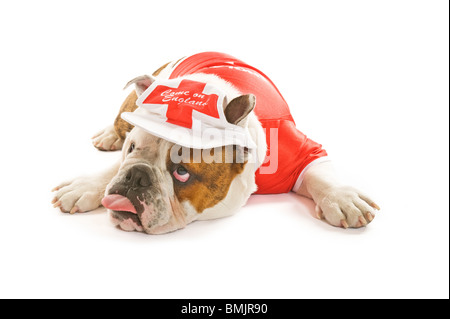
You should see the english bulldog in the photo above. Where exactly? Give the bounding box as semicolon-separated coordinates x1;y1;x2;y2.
52;52;380;234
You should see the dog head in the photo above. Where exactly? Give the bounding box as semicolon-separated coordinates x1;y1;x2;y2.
102;75;266;234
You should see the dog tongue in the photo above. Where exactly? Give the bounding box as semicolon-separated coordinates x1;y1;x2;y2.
102;195;137;214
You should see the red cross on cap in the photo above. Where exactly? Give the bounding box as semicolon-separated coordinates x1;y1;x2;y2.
141;79;221;129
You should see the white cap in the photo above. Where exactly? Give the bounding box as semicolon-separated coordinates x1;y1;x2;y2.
121;78;257;149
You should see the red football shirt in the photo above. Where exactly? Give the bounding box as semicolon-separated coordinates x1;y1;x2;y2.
169;52;327;194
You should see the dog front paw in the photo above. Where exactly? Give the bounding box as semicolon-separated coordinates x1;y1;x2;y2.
51;177;104;214
316;186;380;228
92;125;124;151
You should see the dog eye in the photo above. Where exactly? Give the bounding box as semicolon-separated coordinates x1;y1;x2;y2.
128;143;135;154
173;166;190;183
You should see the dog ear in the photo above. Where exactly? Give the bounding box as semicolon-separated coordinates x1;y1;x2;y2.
224;94;256;126
123;75;156;95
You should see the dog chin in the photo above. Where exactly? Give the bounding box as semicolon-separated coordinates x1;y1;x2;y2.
110;210;144;232
109;205;178;235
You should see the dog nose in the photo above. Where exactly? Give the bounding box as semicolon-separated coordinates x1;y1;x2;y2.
125;165;152;188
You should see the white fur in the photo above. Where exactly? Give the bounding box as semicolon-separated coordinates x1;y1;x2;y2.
92;125;124;151
53;162;120;214
153;59;183;80
296;161;379;228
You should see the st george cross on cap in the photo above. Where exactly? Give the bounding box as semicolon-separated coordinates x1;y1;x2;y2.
121;78;257;150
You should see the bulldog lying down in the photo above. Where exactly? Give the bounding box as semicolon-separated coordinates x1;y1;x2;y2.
52;52;380;234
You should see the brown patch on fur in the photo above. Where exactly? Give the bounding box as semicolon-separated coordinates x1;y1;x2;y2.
114;90;138;140
167;147;247;213
152;62;170;77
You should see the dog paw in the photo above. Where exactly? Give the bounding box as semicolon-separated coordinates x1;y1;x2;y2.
92;125;124;151
315;186;380;228
51;177;104;214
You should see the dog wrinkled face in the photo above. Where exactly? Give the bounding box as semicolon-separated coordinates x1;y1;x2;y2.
104;127;247;234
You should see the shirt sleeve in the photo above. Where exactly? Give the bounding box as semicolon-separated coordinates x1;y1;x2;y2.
254;120;328;194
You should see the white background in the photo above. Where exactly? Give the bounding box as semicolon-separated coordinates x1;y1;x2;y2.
0;0;448;299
